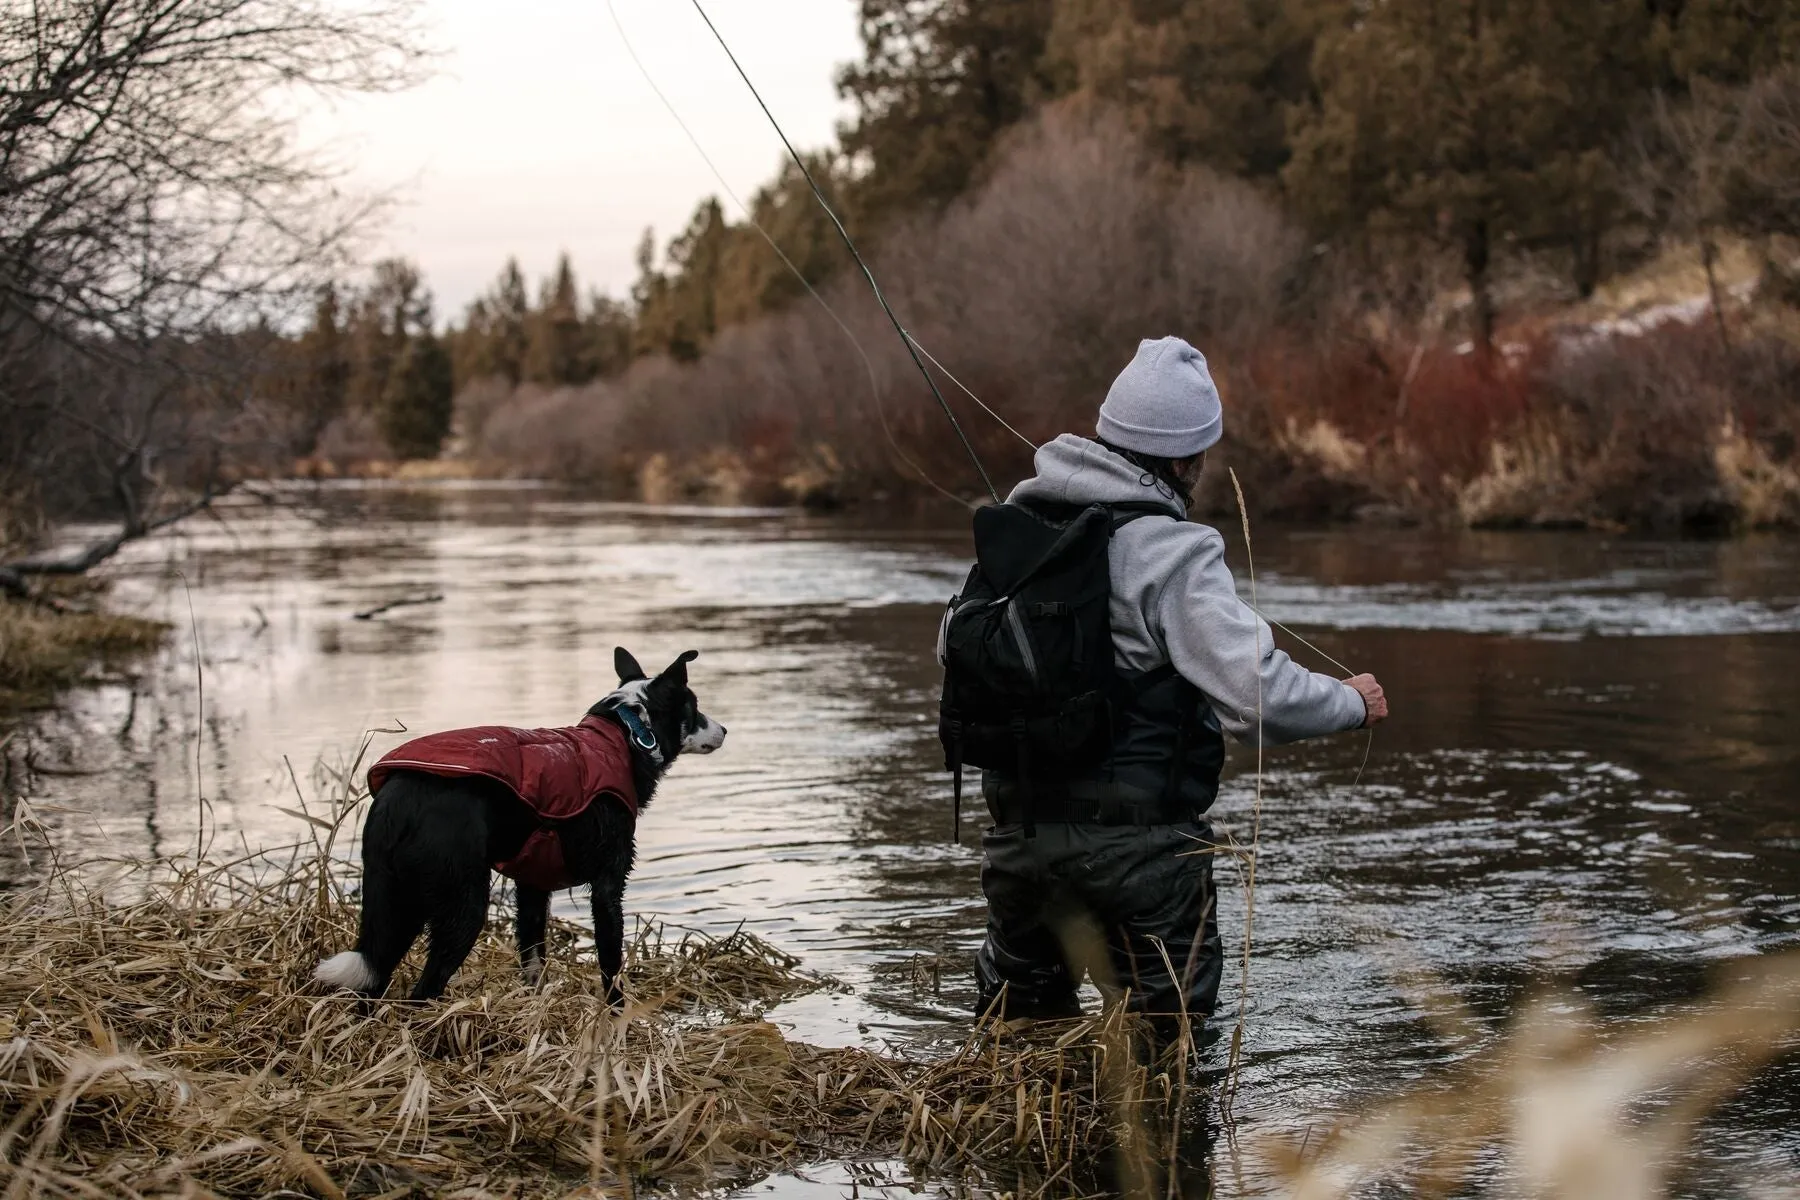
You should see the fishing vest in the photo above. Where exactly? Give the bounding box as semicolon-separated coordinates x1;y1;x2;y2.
980;658;1226;825
367;713;639;891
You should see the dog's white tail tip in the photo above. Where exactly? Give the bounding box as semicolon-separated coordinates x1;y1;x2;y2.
314;951;377;993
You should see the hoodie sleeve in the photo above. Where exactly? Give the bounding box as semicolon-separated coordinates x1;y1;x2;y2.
1148;525;1366;746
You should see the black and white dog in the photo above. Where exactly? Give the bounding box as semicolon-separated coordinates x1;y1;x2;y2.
314;648;725;1002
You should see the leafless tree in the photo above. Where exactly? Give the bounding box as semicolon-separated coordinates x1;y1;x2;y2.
0;0;428;595
1629;82;1744;348
1734;66;1800;239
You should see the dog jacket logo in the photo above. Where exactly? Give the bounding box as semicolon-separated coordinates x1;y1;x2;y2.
368;714;639;891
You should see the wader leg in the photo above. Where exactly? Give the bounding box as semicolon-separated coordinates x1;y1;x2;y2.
1093;825;1223;1038
974;825;1079;1020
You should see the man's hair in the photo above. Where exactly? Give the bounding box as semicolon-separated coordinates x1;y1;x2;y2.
1095;438;1195;509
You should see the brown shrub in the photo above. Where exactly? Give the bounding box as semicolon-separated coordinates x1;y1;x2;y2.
1528;324;1800;531
472;104;1306;507
471;381;629;486
310;408;390;474
1201;321;1800;531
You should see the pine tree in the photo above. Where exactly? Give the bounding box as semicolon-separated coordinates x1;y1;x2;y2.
712;152;852;327
1284;0;1644;351
524;253;589;384
338;258;452;459
345;259;425;416
378;331;454;459
632;200;731;362
291;284;349;451
1043;0;1331;177
837;0;1060;223
583;293;635;379
489;259;532;382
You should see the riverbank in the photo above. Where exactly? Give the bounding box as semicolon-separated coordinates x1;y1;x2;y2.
414;313;1800;533
3;842;1795;1198
0;596;165;716
0;850;1177;1198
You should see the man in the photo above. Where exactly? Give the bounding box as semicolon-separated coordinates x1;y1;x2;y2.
974;335;1388;1030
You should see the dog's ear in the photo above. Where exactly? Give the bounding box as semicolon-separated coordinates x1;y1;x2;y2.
614;647;647;684
654;650;699;691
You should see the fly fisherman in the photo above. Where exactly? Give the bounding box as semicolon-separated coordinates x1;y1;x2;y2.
937;335;1388;1041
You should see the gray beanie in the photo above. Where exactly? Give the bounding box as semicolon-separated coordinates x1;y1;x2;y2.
1096;336;1222;458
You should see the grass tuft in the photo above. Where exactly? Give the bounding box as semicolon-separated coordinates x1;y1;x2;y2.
0;598;166;714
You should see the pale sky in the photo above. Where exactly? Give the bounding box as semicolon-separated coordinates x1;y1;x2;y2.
312;0;861;322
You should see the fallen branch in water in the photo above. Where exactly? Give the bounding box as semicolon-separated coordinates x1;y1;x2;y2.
352;592;445;620
0;482;235;600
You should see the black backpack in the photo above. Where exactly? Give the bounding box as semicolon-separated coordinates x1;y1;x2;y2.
936;499;1170;840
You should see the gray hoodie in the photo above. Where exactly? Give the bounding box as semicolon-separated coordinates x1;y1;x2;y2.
1009;434;1365;745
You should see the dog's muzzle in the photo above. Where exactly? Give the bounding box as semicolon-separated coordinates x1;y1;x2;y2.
683;716;726;755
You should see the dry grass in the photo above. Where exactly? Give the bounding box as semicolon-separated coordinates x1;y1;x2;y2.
1;739;1794;1198
0;831;1199;1199
0;598;166;714
0;839;1792;1200
1260;953;1800;1199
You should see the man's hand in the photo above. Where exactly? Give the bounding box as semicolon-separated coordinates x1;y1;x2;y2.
1344;674;1388;727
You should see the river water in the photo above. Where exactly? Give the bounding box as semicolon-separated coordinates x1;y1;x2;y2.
9;482;1800;1196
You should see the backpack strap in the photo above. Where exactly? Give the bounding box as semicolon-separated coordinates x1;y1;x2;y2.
1128;662;1180;694
946;714;964;846
1106;501;1179;534
1011;714;1035;839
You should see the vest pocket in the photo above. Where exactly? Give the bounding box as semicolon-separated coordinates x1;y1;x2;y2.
1003;598;1040;687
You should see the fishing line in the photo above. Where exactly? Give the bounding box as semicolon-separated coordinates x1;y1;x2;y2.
903;333;1039;453
603;0;971;509
1238;599;1375;788
684;0;999;504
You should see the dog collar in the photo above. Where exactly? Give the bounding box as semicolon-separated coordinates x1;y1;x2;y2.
615;706;659;756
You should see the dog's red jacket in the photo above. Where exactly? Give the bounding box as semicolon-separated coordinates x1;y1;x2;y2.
367;714;638;891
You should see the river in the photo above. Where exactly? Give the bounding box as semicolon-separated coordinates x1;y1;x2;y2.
9;481;1800;1196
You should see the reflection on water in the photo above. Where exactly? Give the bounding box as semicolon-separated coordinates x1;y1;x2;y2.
8;482;1800;1194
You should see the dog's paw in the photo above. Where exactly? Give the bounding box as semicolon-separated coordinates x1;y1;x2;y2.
603;980;625;1009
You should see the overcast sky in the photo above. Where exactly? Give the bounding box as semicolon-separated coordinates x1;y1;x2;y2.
311;0;859;320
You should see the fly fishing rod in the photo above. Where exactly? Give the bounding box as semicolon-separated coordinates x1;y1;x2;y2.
684;0;1000;505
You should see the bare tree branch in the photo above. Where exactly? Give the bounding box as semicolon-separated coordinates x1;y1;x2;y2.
0;0;430;564
0;478;235;598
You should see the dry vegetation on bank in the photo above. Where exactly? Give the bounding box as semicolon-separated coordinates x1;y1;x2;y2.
0;598;165;715
0;815;1793;1199
445;110;1800;533
0;846;1195;1198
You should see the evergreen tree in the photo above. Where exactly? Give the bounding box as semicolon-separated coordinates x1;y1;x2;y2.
632;199;730;361
524;253;589;384
489;259;532;381
837;0;1059;223
378;331;454;459
712;153;853;327
345;259;425;416
454;259;533;386
291;284;349;451
1043;0;1330;177
1285;0;1642;350
337;258;451;459
583;293;636;379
